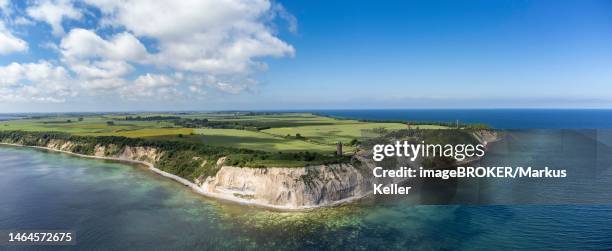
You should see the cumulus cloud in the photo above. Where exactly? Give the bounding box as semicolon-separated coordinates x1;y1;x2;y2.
0;21;28;54
120;73;181;100
0;61;75;102
132;73;175;88
83;0;295;93
27;0;82;36
61;28;150;63
2;0;296;103
82;77;126;90
60;28;150;89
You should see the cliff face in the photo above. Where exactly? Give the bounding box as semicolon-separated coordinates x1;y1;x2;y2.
42;139;163;164
3;137;375;209
197;163;373;208
2;130;498;209
114;145;161;163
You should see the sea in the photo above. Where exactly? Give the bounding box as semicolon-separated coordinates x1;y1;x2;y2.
316;109;612;129
0;115;20;121
1;109;612;250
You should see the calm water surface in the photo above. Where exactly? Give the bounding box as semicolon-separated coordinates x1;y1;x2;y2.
1;110;612;250
317;109;612;129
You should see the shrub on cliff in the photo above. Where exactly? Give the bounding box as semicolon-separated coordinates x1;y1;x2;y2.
0;131;350;180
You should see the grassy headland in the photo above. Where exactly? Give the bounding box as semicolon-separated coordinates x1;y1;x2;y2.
0;112;417;153
0;112;462;180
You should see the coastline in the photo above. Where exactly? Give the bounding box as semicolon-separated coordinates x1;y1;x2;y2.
0;130;499;211
0;142;366;211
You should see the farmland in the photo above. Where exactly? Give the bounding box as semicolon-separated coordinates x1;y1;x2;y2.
262;123;446;145
0;112;449;156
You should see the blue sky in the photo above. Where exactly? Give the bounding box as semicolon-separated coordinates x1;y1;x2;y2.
1;0;612;112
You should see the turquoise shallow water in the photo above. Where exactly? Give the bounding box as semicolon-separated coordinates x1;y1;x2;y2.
2;110;612;250
2;129;612;250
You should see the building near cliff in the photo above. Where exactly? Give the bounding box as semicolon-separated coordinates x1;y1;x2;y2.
336;142;343;156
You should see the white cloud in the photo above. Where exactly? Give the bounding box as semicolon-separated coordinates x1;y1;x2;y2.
274;3;298;34
0;0;9;14
27;0;82;36
210;81;247;94
82;77;126;90
181;73;258;94
2;0;296;103
60;28;150;90
0;61;75;103
132;73;175;88
120;73;181;99
70;60;132;81
13;17;35;26
84;0;295;91
0;61;69;87
0;21;28;54
188;85;206;95
61;28;150;63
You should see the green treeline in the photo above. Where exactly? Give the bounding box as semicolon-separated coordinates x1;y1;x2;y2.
124;116;181;121
0;131;349;181
122;116;273;130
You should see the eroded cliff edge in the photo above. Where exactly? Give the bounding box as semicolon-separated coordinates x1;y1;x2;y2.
0;130;497;210
198;162;374;209
0;133;376;209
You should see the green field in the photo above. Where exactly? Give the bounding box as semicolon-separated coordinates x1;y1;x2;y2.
0;116;174;134
262;123;434;145
149;128;335;153
0;112;447;154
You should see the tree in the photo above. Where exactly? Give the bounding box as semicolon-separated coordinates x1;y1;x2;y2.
106;121;115;126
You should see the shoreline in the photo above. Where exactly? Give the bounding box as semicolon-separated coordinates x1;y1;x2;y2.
0;142;366;211
0;130;500;211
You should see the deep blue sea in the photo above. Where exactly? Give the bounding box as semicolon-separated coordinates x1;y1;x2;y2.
1;109;612;250
316;109;612;129
0;115;20;121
